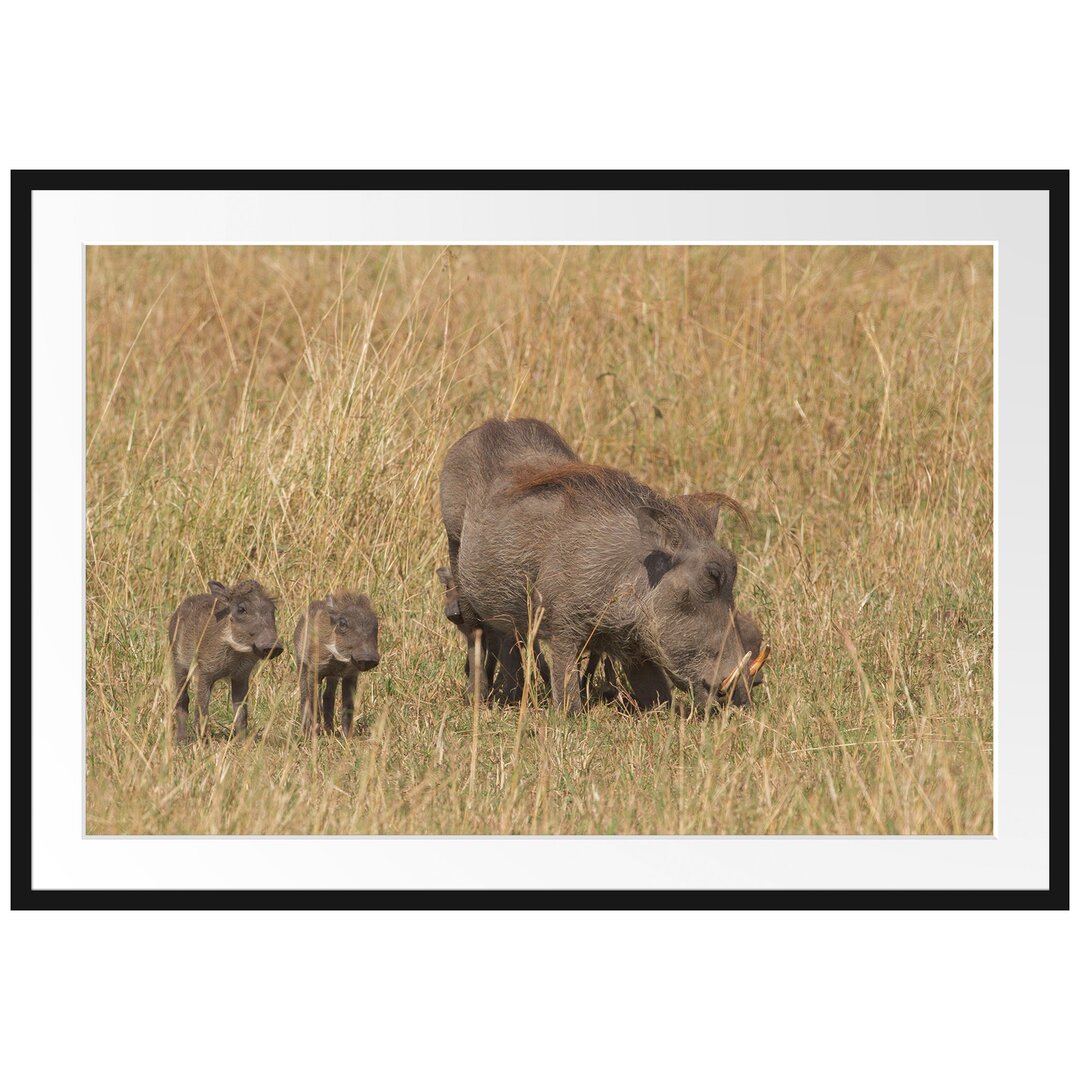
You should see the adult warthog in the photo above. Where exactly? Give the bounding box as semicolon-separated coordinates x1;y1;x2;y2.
439;417;575;701
456;460;767;713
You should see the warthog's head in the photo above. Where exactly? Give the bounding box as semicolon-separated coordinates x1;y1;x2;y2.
635;506;768;707
435;566;463;624
325;592;380;671
209;579;284;659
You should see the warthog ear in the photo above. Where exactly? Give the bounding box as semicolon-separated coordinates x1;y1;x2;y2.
324;596;342;628
436;566;453;588
675;492;749;534
685;496;721;535
208;581;230;617
635;505;684;551
701;505;721;534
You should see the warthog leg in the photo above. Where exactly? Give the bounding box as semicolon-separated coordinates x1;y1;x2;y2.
493;635;526;703
298;666;319;738
230;672;250;736
548;639;582;714
172;662;192;745
321;677;338;734
193;673;214;739
340;675;357;737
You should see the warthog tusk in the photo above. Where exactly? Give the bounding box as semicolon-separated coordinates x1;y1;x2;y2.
748;643;771;679
720;651;753;695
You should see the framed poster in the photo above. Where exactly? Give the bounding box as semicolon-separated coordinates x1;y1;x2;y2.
10;171;1066;908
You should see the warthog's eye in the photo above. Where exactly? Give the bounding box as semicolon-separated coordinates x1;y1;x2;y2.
705;563;728;591
337;618;350;631
236;604;247;615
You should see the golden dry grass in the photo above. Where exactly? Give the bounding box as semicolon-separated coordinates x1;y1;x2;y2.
85;244;993;834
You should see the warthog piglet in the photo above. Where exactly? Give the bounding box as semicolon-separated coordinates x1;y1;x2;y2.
167;579;284;744
294;591;380;737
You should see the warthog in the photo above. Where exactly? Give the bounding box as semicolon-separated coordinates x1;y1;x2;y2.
295;591;380;737
457;461;767;713
167;579;284;744
439;418;573;701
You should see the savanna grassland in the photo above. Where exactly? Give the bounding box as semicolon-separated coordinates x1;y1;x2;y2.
86;245;993;834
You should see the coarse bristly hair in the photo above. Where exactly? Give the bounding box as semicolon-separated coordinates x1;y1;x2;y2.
509;462;748;531
326;590;375;613
509;462;663;505
226;579;277;603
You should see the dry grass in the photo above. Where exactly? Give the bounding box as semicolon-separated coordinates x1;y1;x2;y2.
85;244;993;834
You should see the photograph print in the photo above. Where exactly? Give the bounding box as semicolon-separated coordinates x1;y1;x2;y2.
85;242;994;837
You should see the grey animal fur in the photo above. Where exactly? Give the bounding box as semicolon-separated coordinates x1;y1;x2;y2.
439;418;574;702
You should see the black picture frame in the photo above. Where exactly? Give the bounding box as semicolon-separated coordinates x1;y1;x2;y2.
10;169;1068;911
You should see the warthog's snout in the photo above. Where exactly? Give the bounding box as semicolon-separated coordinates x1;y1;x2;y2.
255;639;285;659
700;643;770;707
352;653;380;671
